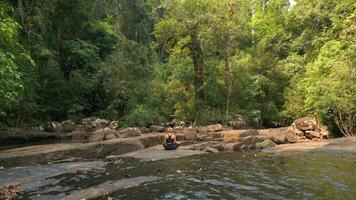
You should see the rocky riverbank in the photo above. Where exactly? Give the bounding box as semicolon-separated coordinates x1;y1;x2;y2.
1;116;349;168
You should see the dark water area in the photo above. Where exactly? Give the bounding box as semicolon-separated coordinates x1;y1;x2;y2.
1;151;356;199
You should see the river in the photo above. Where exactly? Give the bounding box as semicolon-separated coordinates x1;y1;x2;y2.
1;151;355;199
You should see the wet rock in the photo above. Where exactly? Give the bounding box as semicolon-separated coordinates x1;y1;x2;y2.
61;120;76;132
109;121;118;130
203;146;220;153
207;124;223;132
118;127;142;138
255;139;277;149
305;131;321;139
149;125;165;133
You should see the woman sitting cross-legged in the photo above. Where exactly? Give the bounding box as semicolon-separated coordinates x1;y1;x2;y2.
163;127;180;150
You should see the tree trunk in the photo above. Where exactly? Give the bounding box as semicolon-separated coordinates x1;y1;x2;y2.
189;29;205;100
225;3;236;119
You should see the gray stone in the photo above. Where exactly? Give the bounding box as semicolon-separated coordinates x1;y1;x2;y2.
203;146;220;153
61;120;76;132
118;127;142;137
149;125;165;132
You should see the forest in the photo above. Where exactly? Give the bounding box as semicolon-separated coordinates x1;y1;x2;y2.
0;0;355;136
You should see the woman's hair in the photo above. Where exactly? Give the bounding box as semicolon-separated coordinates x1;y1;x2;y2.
166;127;174;132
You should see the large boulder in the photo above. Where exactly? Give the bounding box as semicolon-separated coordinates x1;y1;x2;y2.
61;120;76;132
292;117;318;132
117;127;142;138
149;125;165;133
206;124;223;132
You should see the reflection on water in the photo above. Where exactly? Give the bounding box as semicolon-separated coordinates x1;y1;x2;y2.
3;151;356;199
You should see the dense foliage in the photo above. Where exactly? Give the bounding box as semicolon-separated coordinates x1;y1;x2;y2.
0;0;354;135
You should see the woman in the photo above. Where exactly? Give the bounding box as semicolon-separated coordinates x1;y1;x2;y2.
163;127;180;150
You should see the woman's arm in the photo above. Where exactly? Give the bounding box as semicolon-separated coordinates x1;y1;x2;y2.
163;135;167;144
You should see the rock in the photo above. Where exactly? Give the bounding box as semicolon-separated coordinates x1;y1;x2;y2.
94;118;109;129
305;131;321;139
105;133;117;140
223;143;237;151
61;120;76;132
185;132;197;140
223;129;259;142
203;146;219;153
229;114;260;130
139;127;150;134
255;139;277;149
182;127;198;140
320;126;331;139
293;128;305;136
118;127;142;138
149;125;165;133
45;122;63;133
206;124;223;132
81;117;97;125
89;128;112;142
71;130;88;142
292;117;318;132
173;126;184;133
109;121;118;130
197;132;223;141
197;126;208;133
285;132;298;143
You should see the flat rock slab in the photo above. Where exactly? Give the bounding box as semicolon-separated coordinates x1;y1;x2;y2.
0;134;165;167
0;161;107;190
114;145;207;161
64;176;159;200
263;137;356;153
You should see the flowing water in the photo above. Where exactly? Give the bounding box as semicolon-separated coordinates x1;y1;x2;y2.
1;151;356;199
